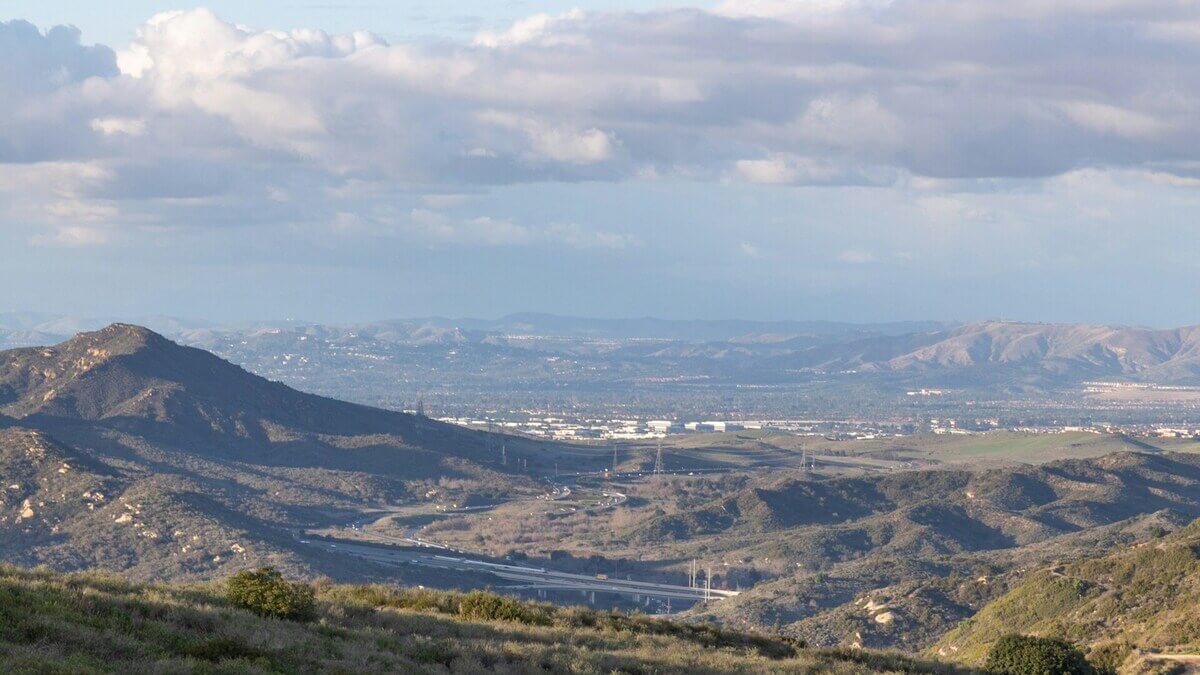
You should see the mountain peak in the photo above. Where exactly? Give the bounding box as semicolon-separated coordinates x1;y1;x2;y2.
0;324;426;440
66;323;169;355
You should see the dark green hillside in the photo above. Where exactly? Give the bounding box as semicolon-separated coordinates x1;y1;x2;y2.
932;518;1200;669
0;564;968;674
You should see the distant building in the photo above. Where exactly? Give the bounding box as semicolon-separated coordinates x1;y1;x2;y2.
647;420;674;434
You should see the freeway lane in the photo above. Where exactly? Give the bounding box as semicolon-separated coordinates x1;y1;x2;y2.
303;538;738;603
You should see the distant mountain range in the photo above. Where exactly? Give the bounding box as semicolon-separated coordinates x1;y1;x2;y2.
7;314;1200;419
403;313;949;342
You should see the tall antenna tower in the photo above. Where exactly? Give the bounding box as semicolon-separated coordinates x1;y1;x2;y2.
501;441;507;467
416;396;425;418
653;439;665;475
612;444;618;475
705;566;713;602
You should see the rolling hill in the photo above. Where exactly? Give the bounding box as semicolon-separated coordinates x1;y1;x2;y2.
672;452;1200;650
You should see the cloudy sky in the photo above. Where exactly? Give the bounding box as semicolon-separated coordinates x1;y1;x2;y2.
3;1;1200;326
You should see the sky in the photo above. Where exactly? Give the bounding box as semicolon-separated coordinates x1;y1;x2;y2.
2;1;1200;326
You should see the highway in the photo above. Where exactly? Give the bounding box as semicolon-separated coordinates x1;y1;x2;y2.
302;537;738;603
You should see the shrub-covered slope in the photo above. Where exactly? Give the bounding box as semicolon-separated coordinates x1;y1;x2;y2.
685;453;1200;651
932;518;1200;668
0;564;968;674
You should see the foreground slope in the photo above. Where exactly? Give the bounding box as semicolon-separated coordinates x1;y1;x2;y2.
0;564;965;674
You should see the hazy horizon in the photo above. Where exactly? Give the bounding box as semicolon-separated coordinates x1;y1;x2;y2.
1;308;1194;333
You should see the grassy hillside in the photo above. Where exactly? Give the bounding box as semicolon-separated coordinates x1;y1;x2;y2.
0;564;967;674
932;518;1200;669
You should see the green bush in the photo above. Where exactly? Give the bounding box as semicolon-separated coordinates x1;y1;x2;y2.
985;634;1094;675
1086;642;1133;675
226;567;316;622
456;590;547;625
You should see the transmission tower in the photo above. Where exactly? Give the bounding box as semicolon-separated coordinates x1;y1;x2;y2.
653;439;665;475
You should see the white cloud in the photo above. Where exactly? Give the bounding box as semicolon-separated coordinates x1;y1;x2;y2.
90;117;147;136
795;95;903;151
733;154;879;185
916;196;992;224
1058;101;1169;139
739;242;763;258
32;225;111;247
715;0;897;20
330;207;631;251
836;249;876;263
478;111;617;164
7;4;1200;245
545;223;636;250
473;10;587;48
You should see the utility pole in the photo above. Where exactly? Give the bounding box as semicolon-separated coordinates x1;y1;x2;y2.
654;439;665;475
705;566;713;602
612;444;618;475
